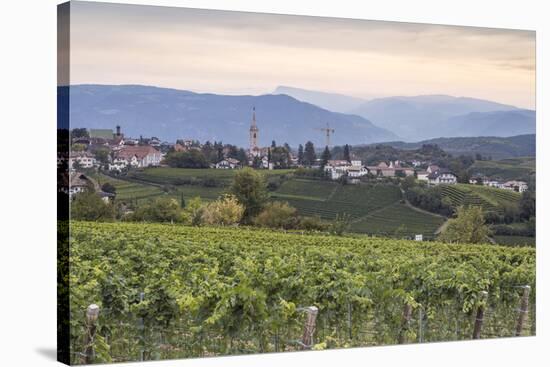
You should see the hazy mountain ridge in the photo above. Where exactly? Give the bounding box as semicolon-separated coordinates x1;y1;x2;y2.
350;95;527;141
271;88;534;142
273;86;368;113
67;84;397;147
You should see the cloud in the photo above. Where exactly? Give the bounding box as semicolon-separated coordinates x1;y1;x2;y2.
67;1;536;109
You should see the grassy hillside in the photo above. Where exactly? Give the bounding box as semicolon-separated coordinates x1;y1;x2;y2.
381;135;535;160
272;180;444;237
468;157;535;181
440;184;521;214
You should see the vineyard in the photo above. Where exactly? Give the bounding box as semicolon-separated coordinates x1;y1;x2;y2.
440;184;521;214
272;180;444;236
68;221;535;364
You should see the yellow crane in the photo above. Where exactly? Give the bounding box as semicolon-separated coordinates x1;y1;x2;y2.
315;123;335;147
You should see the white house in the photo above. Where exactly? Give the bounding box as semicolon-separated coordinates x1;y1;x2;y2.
69;151;96;170
325;160;369;180
109;157;130;171
503;180;528;193
428;169;457;185
417;171;429;182
115;145;162;168
215;158;241;169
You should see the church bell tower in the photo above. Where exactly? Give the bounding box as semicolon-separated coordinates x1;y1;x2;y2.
249;107;259;156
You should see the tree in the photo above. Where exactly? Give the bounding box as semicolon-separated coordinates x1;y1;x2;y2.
71;191;115;221
297;144;304;165
236;148;248;163
438;206;491;244
320;146;331;168
180;192;186;208
132;197;181;223
164;150;209;168
229;167;268;222
330;213;351;236
343;144;351;162
94;147;111;166
401;175;416;191
201;194;244;226
71;143;87;152
304;141;316;166
101;183;116;195
71;128;89;139
181;197;204;226
271;140;277;148
254;201;298;229
519;190;535;220
271;146;291;168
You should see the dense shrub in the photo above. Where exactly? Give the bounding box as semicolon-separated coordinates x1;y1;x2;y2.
254;202;298;229
201;195;244;226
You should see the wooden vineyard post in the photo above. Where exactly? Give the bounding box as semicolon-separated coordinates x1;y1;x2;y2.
398;304;413;344
515;285;531;336
301;306;319;349
472;291;488;339
83;304;100;364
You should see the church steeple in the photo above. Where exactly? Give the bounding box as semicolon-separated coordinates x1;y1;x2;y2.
249;106;259;156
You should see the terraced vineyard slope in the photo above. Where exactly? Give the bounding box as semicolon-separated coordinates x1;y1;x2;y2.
272;179;444;237
441;184;521;214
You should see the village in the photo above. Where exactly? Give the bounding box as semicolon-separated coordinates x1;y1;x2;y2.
61;108;528;199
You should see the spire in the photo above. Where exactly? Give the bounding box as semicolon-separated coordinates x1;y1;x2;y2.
252;106;256;127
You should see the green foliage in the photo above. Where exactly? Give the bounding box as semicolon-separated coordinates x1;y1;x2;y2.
101;182;116;195
320;146;331;168
71;191;115;221
296;215;330;232
181;196;204;226
438;206;491;244
254;201;298;229
69;221;535;363
71;127;89;139
131;197;182;223
343;144;351;162
329;213;351;236
229;168;268;221
71;143;87;152
93;147;111;165
297;144;304;164
405;185;454;217
519;190;535;220
303;141;316;166
164;150;210;168
201;194;244;226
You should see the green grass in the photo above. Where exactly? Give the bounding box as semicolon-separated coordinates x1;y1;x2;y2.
129;167;294;186
350;203;445;238
275;179;337;199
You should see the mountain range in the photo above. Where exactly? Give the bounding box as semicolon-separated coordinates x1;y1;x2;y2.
67;84;396;147
273;86;368;113
65;84;536;148
273;87;535;142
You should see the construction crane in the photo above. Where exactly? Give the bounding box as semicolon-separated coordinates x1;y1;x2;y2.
315;123;335;147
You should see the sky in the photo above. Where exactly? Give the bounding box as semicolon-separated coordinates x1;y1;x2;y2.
65;1;536;109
